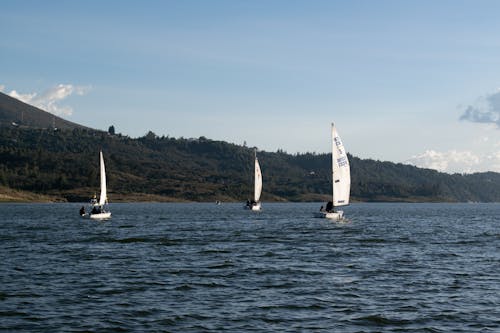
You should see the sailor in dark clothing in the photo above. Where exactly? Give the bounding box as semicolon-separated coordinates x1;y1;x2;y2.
325;201;333;212
79;206;85;216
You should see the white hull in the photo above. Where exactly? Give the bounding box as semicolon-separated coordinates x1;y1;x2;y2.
89;212;111;220
314;210;344;221
251;202;261;211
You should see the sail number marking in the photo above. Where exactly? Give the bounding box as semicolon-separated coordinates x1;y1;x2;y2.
337;156;348;167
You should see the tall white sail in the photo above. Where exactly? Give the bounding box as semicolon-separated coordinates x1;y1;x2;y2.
254;157;262;202
331;123;350;207
98;150;107;206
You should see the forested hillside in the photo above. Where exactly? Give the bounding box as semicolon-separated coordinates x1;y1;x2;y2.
2;126;500;202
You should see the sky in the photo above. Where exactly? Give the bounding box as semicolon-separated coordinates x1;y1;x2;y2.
3;1;500;173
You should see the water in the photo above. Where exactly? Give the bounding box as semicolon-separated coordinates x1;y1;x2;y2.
1;202;499;332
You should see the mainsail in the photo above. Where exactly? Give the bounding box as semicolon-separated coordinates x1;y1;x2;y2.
98;150;107;206
254;157;262;202
331;123;350;207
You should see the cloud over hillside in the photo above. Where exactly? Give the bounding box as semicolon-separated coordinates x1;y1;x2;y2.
0;84;90;116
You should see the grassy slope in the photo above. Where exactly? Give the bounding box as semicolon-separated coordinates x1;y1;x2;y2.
0;185;63;202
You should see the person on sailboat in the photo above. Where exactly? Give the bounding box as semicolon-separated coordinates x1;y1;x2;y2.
320;205;324;212
91;193;97;205
80;206;85;216
325;201;333;212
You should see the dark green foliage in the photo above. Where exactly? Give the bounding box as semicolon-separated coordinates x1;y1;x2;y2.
4;89;499;202
2;126;500;202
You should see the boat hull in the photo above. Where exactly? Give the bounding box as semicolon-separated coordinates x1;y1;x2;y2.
314;210;344;220
251;202;261;211
89;212;112;220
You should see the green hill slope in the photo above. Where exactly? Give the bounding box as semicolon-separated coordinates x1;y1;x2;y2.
1;92;500;202
1;126;500;202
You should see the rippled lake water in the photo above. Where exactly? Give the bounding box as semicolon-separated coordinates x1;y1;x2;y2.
1;202;500;332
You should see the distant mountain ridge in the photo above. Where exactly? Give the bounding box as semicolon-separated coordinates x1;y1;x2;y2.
0;92;91;131
1;91;500;202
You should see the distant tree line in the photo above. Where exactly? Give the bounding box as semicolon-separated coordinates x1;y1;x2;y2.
2;126;500;202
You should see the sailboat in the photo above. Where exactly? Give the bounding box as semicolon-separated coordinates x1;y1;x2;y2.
245;150;262;211
86;150;111;219
314;123;350;220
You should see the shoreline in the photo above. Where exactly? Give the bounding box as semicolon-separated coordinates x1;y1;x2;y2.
0;186;467;204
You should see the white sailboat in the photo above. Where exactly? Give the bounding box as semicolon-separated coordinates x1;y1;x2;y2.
86;150;111;219
314;123;350;220
245;150;262;211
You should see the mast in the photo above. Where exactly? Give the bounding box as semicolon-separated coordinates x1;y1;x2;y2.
331;122;351;208
331;123;335;209
254;148;262;202
253;148;258;202
98;150;107;206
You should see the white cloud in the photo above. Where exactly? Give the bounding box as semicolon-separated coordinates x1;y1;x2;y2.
9;90;37;103
405;149;500;173
460;89;500;126
4;84;91;117
0;84;5;92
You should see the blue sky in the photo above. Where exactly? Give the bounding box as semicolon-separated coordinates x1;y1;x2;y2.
3;1;500;173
